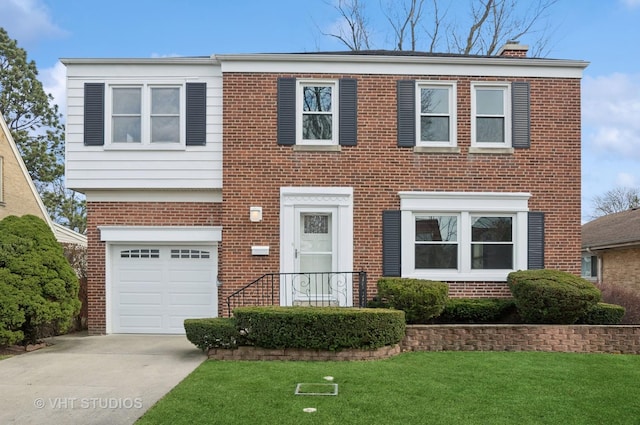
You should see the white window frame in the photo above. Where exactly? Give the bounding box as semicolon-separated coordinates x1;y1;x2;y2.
399;192;530;281
471;82;511;148
296;80;338;146
581;253;598;281
105;82;186;150
416;81;457;147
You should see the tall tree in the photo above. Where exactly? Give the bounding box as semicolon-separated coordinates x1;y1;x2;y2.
591;187;640;219
0;27;85;233
324;0;557;56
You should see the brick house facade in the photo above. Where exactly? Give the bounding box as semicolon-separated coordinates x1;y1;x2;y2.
63;45;588;334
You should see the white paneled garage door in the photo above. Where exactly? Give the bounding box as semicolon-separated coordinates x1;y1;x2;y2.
111;245;218;334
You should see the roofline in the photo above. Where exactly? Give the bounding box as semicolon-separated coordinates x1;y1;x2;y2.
60;57;219;66
582;241;640;251
60;53;589;71
214;53;589;69
0;112;86;245
0;112;54;229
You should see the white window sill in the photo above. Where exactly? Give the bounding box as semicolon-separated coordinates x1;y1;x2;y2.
104;143;187;151
414;146;460;154
293;145;342;152
468;147;514;155
405;270;514;282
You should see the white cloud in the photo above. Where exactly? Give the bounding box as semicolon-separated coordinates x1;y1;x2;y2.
621;0;640;8
0;0;66;44
616;172;638;187
41;61;67;119
582;73;640;159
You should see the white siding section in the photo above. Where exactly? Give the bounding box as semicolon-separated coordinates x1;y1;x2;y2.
64;60;222;191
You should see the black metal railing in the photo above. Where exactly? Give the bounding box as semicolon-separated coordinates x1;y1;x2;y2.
226;271;367;316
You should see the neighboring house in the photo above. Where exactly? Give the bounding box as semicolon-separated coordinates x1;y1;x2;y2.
581;208;640;289
0;112;86;247
62;43;588;335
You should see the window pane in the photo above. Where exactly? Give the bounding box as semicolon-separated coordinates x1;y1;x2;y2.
476;89;504;115
416;216;457;241
112;88;141;114
421;116;449;142
476;117;504;143
151;116;179;143
151;87;180;114
472;217;512;242
471;244;513;269
112;117;141;143
415;244;458;269
421;88;448;114
303;86;332;112
303;114;332;140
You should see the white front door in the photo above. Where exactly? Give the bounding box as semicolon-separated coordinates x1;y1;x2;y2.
295;209;337;303
280;187;354;307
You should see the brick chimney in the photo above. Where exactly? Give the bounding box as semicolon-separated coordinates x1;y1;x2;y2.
497;40;529;58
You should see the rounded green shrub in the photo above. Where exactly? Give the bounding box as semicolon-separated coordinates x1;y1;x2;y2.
377;278;448;324
233;306;405;351
184;317;239;351
577;302;626;325
507;269;601;324
436;298;517;324
0;215;81;345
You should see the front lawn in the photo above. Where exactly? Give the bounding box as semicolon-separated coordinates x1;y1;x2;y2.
136;351;640;425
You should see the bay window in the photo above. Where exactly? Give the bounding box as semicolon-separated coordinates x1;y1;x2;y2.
400;192;531;281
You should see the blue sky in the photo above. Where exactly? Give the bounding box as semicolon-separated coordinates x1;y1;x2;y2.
1;0;639;222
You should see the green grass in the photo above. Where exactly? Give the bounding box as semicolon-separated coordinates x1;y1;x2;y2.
136;351;640;425
0;355;11;361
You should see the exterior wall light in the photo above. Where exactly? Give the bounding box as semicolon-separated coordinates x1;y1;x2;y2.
250;206;263;222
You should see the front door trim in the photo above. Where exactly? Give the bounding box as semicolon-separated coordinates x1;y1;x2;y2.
280;187;354;306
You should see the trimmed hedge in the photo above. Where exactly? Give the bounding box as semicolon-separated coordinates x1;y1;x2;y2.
507;270;601;324
184;318;239;351
234;306;405;351
377;278;448;324
577;302;626;325
436;298;517;324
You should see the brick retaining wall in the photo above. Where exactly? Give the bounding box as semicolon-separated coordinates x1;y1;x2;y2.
207;325;640;360
403;325;640;354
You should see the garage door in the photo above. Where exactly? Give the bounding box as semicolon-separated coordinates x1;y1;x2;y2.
111;245;218;334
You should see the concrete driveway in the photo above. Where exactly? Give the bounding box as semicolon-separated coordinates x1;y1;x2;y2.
0;333;207;425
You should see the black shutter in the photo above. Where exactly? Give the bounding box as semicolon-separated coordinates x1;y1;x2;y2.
186;83;207;146
528;211;545;269
512;82;530;149
397;80;416;147
277;77;296;145
339;78;358;146
84;83;104;146
382;210;402;276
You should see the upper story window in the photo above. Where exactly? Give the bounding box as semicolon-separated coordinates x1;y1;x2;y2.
417;82;456;147
297;81;337;145
277;78;357;148
83;82;207;148
471;83;511;148
109;85;182;146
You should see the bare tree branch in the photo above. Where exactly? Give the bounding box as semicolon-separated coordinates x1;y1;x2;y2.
320;0;559;56
591;187;640;219
321;0;371;51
